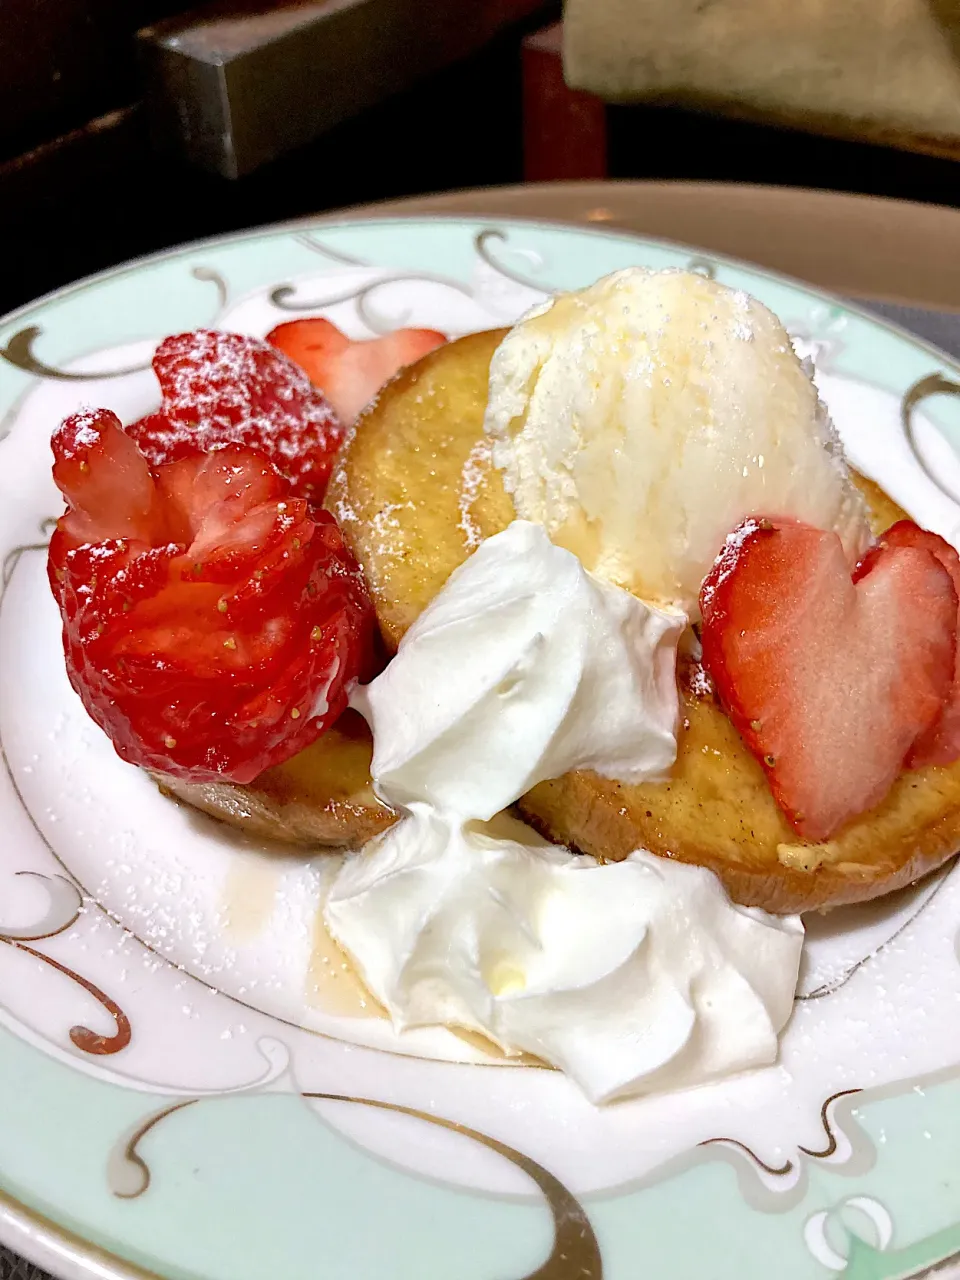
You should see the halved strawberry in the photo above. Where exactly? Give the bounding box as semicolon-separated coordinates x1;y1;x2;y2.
861;521;960;767
126;330;344;502
267;318;446;423
49;409;376;784
700;518;958;841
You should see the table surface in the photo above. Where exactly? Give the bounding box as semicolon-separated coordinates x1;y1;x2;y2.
3;180;960;1280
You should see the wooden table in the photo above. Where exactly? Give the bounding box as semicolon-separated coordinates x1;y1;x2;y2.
331;181;960;312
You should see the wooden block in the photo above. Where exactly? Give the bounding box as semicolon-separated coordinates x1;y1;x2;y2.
138;0;549;178
522;22;607;183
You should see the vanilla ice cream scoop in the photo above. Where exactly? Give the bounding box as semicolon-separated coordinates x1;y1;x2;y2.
483;268;871;613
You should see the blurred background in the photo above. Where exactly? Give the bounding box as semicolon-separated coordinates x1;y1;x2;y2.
3;0;960;317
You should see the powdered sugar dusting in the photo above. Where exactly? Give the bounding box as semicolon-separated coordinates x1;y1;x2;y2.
370;501;415;560
325;424;361;529
699;517;764;615
73;415;102;449
55;407;108;458
688;662;715;700
458;437;492;549
331;489;359;531
126;330;343;498
729;290;756;342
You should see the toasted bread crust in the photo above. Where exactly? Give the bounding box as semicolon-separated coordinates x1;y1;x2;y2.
326;331;960;912
519;656;960;913
155;710;395;848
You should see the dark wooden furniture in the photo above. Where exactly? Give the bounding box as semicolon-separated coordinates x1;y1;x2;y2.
138;0;547;178
0;0;553;316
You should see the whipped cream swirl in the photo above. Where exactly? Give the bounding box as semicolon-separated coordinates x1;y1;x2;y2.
352;519;683;816
325;521;804;1102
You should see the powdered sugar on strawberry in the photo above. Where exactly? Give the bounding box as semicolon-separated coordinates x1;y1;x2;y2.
699;517;765;616
67;410;105;451
127;330;344;502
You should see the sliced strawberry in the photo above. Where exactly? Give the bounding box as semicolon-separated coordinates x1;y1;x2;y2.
267;318;446;424
862;521;960;767
52;409;164;549
126;330;344;502
152;448;305;581
700;518;957;841
49;410;376;785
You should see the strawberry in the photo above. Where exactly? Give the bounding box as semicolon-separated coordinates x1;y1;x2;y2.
267;318;446;424
861;521;960;767
700;518;958;841
49;409;376;785
51;408;166;552
126;330;344;502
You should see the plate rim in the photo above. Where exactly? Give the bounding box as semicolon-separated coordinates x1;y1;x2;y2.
0;1189;163;1280
2;210;960;381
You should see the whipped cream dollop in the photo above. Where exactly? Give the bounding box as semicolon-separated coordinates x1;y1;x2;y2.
326;808;803;1104
352;520;684;817
326;522;804;1102
483;268;870;614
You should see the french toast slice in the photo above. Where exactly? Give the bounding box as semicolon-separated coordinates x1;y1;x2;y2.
325;329;960;913
156;710;394;848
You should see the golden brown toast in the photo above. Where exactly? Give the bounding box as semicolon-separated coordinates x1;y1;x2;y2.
325;329;960;913
326;329;516;649
156;710;394;849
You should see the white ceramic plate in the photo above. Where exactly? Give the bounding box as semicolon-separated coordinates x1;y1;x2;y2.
3;216;960;1280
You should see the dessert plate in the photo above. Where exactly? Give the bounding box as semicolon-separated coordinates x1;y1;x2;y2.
2;216;960;1280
